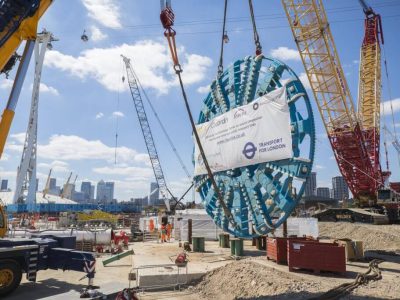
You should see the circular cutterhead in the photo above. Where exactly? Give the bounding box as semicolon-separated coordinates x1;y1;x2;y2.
194;56;315;238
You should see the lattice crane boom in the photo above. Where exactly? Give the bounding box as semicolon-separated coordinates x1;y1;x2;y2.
121;55;171;211
281;0;378;204
357;2;384;179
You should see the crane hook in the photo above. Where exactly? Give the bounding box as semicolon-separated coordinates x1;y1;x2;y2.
81;30;89;42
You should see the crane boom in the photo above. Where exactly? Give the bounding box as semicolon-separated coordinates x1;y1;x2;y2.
0;0;53;72
121;55;171;211
281;0;378;204
0;0;54;159
357;2;384;181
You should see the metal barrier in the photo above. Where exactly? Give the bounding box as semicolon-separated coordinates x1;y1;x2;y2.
129;263;188;291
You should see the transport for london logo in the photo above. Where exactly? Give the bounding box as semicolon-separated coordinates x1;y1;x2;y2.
242;142;257;159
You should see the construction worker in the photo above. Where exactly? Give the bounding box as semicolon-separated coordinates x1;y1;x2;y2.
160;224;167;243
166;222;172;241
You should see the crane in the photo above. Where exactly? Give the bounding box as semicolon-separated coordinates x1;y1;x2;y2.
42;168;52;198
13;30;56;204
357;0;385;182
121;55;173;211
281;0;387;207
384;126;400;157
60;172;72;199
0;0;53;159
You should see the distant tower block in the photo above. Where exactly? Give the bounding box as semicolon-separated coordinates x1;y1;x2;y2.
194;56;315;238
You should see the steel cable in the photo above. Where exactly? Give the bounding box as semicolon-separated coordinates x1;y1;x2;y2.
248;0;262;55
217;0;228;77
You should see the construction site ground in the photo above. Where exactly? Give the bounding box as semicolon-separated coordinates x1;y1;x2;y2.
7;222;400;300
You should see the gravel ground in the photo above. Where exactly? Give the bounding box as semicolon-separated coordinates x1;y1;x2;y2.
185;222;400;300
319;222;400;252
189;259;400;300
191;261;324;300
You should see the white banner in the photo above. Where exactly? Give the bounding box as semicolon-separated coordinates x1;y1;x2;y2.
194;86;292;176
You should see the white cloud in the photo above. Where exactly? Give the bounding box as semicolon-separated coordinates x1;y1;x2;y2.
133;153;151;167
298;72;311;90
315;164;325;170
31;83;59;96
44;40;212;94
38;160;69;173
81;0;121;29
90;25;107;42
32;135;141;164
270;47;300;61
93;165;153;177
112;111;124;118
0;78;13;89
197;85;210;94
95;112;104;119
0;167;16;179
0;153;9;162
10;133;26;144
381;98;400;116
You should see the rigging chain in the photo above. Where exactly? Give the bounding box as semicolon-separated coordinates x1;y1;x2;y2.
218;0;263;73
160;2;236;228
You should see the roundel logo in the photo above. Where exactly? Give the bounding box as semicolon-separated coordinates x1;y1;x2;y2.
253;102;259;110
242;142;257;159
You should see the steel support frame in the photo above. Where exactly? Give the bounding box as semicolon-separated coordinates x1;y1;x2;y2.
357;14;382;182
122;56;171;211
13;32;52;204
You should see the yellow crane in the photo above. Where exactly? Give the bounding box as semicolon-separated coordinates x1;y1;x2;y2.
281;0;379;205
0;0;53;159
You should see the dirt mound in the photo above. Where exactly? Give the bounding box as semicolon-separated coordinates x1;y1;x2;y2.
191;261;322;299
319;222;400;251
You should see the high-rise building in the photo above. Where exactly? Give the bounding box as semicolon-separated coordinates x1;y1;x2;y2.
90;185;95;201
1;179;8;191
96;180;106;202
317;187;330;198
36;179;39;192
304;172;317;197
73;191;85;202
332;176;349;200
106;182;114;201
96;180;114;203
81;181;92;201
149;182;159;205
49;178;56;190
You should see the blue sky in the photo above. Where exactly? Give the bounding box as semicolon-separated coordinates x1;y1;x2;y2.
0;0;399;201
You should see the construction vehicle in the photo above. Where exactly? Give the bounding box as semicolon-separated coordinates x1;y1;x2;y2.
282;0;399;223
0;2;97;296
0;0;53;159
0;202;96;296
